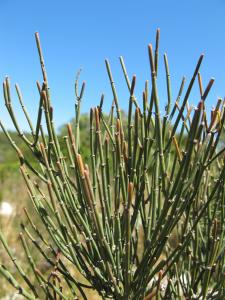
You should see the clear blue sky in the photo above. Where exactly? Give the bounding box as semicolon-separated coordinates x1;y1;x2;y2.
1;0;225;130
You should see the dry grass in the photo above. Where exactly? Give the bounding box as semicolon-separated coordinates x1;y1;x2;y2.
0;173;103;299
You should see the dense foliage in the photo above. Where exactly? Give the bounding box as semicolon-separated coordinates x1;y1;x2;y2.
0;30;224;299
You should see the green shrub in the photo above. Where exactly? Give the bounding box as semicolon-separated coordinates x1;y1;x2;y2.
0;29;224;299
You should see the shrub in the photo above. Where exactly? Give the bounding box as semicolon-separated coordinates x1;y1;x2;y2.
0;29;224;299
